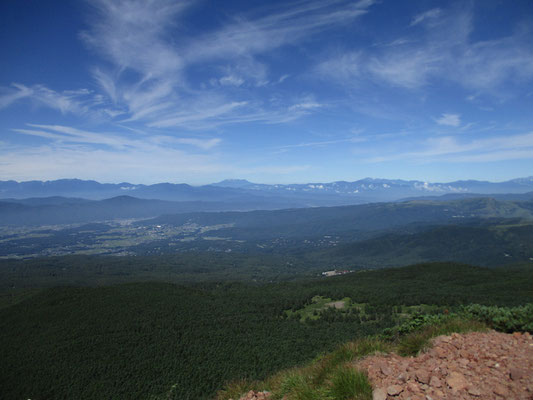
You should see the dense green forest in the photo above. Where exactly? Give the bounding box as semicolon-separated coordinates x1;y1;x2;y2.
1;263;532;400
0;253;319;290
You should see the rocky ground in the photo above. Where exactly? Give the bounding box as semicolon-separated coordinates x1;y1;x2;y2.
359;331;533;400
236;331;533;400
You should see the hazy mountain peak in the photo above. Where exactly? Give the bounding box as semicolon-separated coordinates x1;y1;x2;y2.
212;179;255;188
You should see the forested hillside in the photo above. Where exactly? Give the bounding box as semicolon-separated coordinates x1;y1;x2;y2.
1;263;532;400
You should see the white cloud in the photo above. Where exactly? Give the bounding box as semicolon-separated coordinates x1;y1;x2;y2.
317;7;533;94
75;0;375;129
185;0;374;63
436;113;461;127
316;52;361;81
92;68;118;103
13;124;221;152
366;132;533;163
172;137;222;150
368;50;442;88
219;75;245;87
148;101;248;129
0;84;33;109
288;100;323;112
81;0;188;79
276;136;366;150
0;83;95;115
1;0;378;134
410;8;442;27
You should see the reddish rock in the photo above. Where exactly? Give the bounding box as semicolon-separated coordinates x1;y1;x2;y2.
446;371;468;391
407;382;420;393
441;336;451;343
397;372;408;382
238;390;271;400
509;367;525;380
434;347;447;359
380;363;392;376
415;370;429;384
356;331;533;400
372;387;387;400
493;383;508;397
387;385;404;396
429;375;442;388
468;386;482;396
458;358;469;367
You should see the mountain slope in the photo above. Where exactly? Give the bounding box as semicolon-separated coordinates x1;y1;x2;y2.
325;223;533;267
1;263;532;400
140;198;533;240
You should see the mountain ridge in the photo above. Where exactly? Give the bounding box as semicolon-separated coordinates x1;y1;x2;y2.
2;177;533;205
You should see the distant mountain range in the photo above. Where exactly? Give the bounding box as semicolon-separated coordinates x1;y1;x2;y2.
213;177;533;198
1;177;533;206
0;196;239;226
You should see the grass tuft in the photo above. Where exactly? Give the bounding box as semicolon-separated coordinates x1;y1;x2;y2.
397;317;488;356
276;371;327;400
328;366;372;400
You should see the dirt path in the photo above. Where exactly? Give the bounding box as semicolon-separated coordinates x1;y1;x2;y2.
326;300;346;309
357;331;533;400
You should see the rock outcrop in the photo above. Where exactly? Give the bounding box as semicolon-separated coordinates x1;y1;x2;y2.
233;331;533;400
358;331;533;400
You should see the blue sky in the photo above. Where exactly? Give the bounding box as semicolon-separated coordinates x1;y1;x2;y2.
1;0;532;184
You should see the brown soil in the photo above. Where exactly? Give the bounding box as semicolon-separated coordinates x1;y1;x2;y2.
358;331;533;400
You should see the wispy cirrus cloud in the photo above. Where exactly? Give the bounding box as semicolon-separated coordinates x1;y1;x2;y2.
410;8;442;27
435;113;461;127
0;83;97;115
276;136;366;150
73;0;375;129
12;123;221;152
366;132;533;163
0;84;34;108
317;6;533;94
80;0;189;79
3;0;376;131
185;0;374;62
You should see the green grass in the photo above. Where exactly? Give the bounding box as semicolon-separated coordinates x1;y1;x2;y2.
285;296;353;322
397;318;490;356
285;296;378;323
328;367;372;400
217;337;388;400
